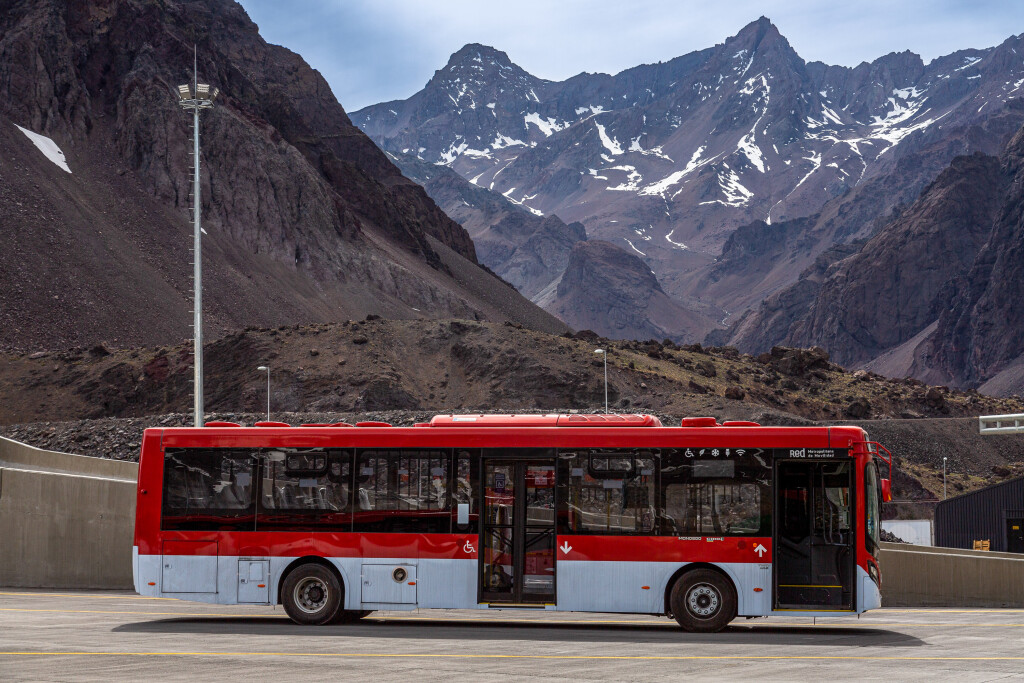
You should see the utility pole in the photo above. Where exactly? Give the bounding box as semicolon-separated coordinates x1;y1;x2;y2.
594;349;608;414
176;49;219;427
257;366;271;422
943;456;947;500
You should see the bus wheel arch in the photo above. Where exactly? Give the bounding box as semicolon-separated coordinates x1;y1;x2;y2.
664;563;738;633
277;556;346;605
278;557;348;625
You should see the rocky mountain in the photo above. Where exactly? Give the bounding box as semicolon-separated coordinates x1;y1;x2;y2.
0;0;566;352
5;320;1024;512
2;319;1019;426
387;152;587;300
549;241;722;343
389;150;717;340
355;19;1024;341
726;120;1024;395
920;124;1024;394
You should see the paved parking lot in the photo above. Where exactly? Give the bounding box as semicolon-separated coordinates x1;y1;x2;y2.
2;590;1024;680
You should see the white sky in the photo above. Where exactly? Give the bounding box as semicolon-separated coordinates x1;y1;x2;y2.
237;0;1024;111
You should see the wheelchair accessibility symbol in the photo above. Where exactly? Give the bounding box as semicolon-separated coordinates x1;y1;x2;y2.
463;540;476;554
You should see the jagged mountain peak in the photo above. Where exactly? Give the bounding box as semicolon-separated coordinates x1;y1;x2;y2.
720;16;806;76
730;16;783;44
428;42;537;88
356;20;1024;347
446;43;516;69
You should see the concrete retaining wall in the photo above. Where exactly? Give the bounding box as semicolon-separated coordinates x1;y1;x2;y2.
879;541;1024;607
0;436;137;589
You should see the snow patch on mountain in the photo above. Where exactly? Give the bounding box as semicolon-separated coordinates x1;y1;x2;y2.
524;112;567;136
623;237;646;256
639;145;715;197
595;122;624;155
954;56;983;72
438;139;469;165
492;133;526;150
665;229;688;250
736;74;770;173
15;124;71;173
606;165;643;192
699;164;753;207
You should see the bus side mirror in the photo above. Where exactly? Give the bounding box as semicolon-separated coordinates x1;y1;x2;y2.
881;478;892;503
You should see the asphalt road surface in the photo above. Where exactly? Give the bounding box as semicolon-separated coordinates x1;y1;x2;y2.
2;590;1024;680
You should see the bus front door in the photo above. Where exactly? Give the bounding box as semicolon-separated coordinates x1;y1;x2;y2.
480;458;556;605
774;460;854;611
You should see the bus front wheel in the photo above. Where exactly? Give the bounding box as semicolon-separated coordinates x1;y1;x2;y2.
670;569;737;633
282;564;343;625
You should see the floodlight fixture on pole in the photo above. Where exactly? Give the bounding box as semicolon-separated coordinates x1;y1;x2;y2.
257;366;270;422
177;46;219;427
594;349;608;414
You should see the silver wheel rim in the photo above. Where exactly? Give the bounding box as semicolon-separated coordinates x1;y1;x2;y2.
293;576;330;615
686;583;720;618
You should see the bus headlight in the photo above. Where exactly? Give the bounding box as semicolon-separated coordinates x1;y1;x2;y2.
868;561;880;586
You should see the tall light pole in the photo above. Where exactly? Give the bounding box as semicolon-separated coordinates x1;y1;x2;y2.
943;456;947;500
594;349;608;414
257;366;270;422
176;49;219;427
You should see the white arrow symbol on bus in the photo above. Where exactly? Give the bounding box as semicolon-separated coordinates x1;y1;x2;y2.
559;541;572;555
754;543;767;558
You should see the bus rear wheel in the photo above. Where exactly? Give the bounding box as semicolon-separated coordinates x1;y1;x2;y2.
670;569;736;633
282;564;342;625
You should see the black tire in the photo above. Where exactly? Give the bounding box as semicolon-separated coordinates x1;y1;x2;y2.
281;564;343;625
331;609;373;624
670;568;737;633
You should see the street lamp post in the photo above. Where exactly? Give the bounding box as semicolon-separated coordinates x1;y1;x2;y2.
257;366;270;422
594;349;608;414
943;456;947;500
176;48;219;427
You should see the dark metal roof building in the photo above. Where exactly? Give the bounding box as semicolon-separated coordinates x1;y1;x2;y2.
934;476;1024;553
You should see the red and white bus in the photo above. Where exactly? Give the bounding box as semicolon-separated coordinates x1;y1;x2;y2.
133;414;892;632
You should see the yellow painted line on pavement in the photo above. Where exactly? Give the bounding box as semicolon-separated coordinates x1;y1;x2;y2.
876;610;1024;618
2;652;1024;662
0;591;175;601
3;607;1024;629
373;614;1024;628
0;608;281;619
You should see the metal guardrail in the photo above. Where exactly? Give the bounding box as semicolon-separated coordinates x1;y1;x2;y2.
979;413;1024;435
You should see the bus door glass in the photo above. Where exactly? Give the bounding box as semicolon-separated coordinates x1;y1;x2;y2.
774;459;854;610
480;451;556;604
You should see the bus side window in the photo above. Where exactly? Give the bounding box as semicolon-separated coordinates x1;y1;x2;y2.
161;448;257;531
658;449;771;536
256;448;353;531
353;449;451;533
558;449;657;535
